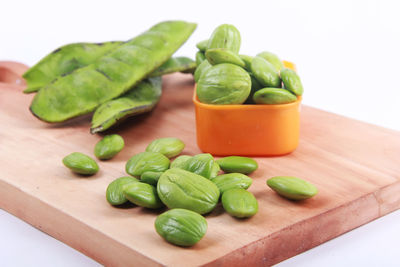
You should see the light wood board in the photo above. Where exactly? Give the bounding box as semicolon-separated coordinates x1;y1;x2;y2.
0;61;399;266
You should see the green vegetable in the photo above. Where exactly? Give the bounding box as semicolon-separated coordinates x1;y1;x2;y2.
30;20;196;123
194;59;212;83
221;189;258;218
62;152;99;175
216;156;258;174
149;57;196;77
239;54;253;71
181;153;215;179
210;162;220;179
196;63;251;105
196;39;209;52
146;137;185;158
140;171;163;186
90;77;162;133
23;41;122;94
207;24;241;53
125;151;170;177
280;68;304;96
211;173;252;194
94;134;125;160
155;208;207;247
195;51;206;66
253;88;297;104
106;176;139;205
157;168;220;214
170;155;192;168
244;73;263;104
205;48;245;68
123;182;163;209
250;56;281;88
266;176;318;200
256;51;283;72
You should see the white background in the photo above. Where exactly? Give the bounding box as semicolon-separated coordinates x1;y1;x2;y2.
1;0;399;266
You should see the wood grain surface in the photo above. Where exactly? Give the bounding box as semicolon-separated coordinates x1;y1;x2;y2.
0;62;399;266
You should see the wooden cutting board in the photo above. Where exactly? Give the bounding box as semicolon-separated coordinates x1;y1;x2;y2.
0;61;399;267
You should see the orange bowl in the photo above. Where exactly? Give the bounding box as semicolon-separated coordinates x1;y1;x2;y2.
193;61;301;156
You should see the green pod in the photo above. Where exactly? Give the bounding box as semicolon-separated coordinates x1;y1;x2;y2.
211;173;252;194
239;54;253;71
267;176;318;200
149;57;196;76
146;137;185;158
216;156;258;174
194;59;212;83
155;208;207;247
94;134;125;160
207;24;241;53
182;153;215;179
280;68;304;96
125;151;170;177
123;182;163;209
196;39;209;52
197;63;251;105
221;189;258;218
251;56;281;88
62;152;99;175
253;88;297;104
90;77;162;133
106;176;139;205
140;171;163;186
205;48;245;68
195;51;206;66
170;155;192;168
30;21;196;123
256;51;284;72
23;41;122;94
157;168;220;214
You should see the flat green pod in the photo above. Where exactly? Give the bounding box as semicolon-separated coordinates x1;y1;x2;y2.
196;63;251;105
90;77;162;133
196;39;209;52
267;176;318;200
211;173;252;194
280;68;304;96
207;24;241;53
251;56;281;88
30;21;197;123
23;41;122;94
146;137;185;158
149;57;196;77
94;134;125;160
155;209;207;247
194;59;212;83
205;48;245;68
62;152;99;175
157;168;220;214
106;176;139;205
256;51;284;72
253;88;297;104
221;189;258;218
125;151;170;177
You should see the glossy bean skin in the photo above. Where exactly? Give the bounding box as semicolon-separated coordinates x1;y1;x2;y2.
280;68;304;96
244;73;263;104
266;176;318;200
94;134;125;160
194;59;212;83
197;63;251;105
149;57;196;77
211;173;252;194
256;51;284;72
170;155;192;169
181;153;215;179
253;88;297;104
216;156;258;174
125;151;170;177
23;41;122;94
250;56;281;88
90;77;161;133
106;176;139;205
239;54;253;71
157;168;220;214
30;21;197;123
207;24;241;53
146;137;185;158
205;48;245;68
62;152;99;175
195;51;206;66
155;208;207;247
140;171;163;186
221;189;258;218
123;182;163;209
196;39;209;52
